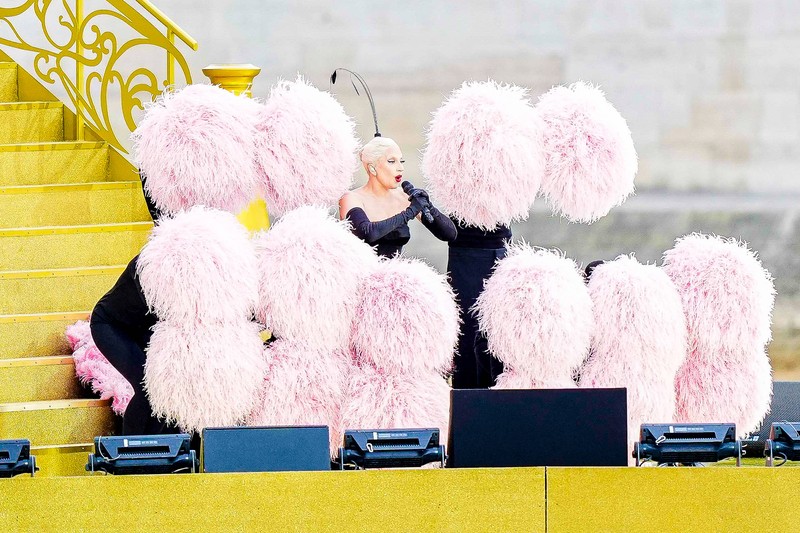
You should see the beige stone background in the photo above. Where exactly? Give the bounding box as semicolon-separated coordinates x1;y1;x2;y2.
171;0;799;377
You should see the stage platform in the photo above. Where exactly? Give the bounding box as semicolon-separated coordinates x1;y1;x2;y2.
3;467;800;531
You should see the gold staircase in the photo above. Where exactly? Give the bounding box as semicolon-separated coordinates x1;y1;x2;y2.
0;59;152;475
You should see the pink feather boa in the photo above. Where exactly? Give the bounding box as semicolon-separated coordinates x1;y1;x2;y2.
65;319;132;415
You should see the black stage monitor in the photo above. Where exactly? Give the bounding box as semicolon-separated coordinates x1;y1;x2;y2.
448;388;628;467
202;426;331;473
742;381;800;456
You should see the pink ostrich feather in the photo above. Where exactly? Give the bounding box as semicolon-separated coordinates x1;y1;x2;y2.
535;82;637;223
421;80;544;231
66;320;133;415
662;233;775;357
144;321;267;434
474;243;593;388
254;77;359;216
351;257;459;376
137;206;258;324
246;338;351;457
663;234;775;436
340;366;451;444
253;206;378;350
674;350;772;438
578;256;687;453
132;84;261;215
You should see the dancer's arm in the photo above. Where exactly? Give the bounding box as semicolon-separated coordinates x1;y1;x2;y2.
345;206;420;243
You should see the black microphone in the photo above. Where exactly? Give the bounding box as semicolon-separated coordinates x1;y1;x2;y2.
401;181;434;223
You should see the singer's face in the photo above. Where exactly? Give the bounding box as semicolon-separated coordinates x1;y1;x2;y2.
375;143;404;189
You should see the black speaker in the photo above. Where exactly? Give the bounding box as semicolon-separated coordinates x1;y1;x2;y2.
743;381;800;456
201;426;331;473
448;388;628;467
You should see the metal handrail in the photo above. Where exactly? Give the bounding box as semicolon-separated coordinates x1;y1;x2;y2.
0;1;197;154
134;0;199;50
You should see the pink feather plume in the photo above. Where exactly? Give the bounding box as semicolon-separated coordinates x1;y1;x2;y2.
421;80;544;230
578;256;688;456
253;206;378;350
474;244;593;388
663;234;775;437
144;321;267;433
254;77;359;216
246;338;351;457
132;84;261;215
350;257;459;375
535;82;637;223
66;320;133;415
137;206;258;323
340;366;451;445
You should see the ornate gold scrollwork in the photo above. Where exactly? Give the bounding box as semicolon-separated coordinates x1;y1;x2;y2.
0;0;195;153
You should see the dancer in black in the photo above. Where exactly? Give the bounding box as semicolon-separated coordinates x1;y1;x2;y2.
340;136;456;257
90;255;175;435
449;222;511;389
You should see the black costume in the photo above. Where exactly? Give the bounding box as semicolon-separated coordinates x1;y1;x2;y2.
346;193;457;258
448;220;511;389
90;255;175;436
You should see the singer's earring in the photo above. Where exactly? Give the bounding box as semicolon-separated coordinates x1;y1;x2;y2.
369;165;376;175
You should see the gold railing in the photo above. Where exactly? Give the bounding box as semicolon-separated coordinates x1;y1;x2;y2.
0;0;197;153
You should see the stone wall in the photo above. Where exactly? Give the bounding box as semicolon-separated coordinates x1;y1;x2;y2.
163;1;800;361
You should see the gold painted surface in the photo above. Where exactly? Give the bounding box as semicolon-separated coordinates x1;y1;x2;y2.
0;355;72;367
237;197;271;232
0;182;150;228
202;63;261;97
0;267;123;314
0;104;62;143
0;62;17;101
547;467;800;532
0;357;81;403
0;312;88;360
0;224;148;270
0;1;195;153
29;444;92;477
0;468;545;531
0;143;108;185
0;399;113;445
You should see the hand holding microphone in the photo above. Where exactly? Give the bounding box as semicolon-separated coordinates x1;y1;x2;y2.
401;181;434;223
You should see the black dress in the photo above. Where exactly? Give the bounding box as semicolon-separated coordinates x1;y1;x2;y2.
447;220;511;389
90;255;175;435
346;205;457;258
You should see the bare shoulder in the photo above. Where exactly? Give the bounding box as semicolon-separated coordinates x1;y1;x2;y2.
339;190;366;219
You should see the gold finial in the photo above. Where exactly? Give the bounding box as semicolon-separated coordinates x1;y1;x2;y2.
202;64;261;97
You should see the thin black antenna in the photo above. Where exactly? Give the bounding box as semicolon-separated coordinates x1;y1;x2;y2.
331;68;381;137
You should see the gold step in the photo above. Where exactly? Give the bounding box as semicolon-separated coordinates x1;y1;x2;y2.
0;311;89;360
0;142;108;185
0;398;114;446
0;356;82;403
0;101;63;144
0;222;150;270
0;181;151;227
31;443;93;477
0;265;124;314
0;62;17;102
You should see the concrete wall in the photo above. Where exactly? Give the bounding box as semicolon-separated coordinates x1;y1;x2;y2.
168;0;800;194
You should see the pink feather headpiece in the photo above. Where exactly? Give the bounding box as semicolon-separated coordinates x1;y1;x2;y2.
351;257;459;375
421;80;544;230
132;84;261;215
664;234;775;437
474;244;593;385
253;206;378;349
137;206;258;323
254;77;359;216
535;81;637;223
